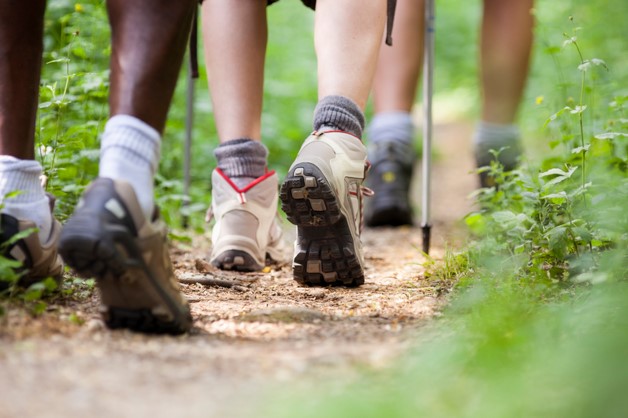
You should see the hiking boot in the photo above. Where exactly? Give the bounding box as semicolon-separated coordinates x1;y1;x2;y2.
59;178;192;334
207;169;286;272
474;141;522;188
364;141;415;227
280;131;369;287
0;195;64;290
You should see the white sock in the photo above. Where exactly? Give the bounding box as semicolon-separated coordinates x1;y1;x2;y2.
99;115;161;220
0;156;52;243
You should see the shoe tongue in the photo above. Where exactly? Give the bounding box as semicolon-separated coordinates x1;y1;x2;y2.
231;176;257;189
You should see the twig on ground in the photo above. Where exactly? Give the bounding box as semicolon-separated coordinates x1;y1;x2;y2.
178;260;262;290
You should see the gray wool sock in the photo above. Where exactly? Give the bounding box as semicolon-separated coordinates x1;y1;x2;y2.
313;95;365;138
214;138;268;188
368;111;415;146
473;121;522;169
366;111;416;166
473;121;520;149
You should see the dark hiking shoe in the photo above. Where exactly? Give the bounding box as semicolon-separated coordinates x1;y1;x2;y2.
0;196;64;291
364;141;415;227
59;178;192;334
280;131;369;287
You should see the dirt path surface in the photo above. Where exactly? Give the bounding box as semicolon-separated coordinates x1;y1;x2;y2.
0;123;477;418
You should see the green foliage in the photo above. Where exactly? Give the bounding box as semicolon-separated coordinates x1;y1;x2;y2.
39;0;110;221
466;15;627;286
0;208;54;311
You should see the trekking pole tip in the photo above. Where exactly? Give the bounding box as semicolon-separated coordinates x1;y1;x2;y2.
421;224;432;255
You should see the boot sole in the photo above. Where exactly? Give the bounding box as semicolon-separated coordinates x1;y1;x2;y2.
280;163;364;287
59;214;192;335
211;249;263;272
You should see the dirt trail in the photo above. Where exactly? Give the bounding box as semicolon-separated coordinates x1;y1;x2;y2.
0;123;477;418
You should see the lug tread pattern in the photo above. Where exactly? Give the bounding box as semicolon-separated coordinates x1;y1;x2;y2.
280;163;364;287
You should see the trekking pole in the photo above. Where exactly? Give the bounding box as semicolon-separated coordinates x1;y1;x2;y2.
421;0;435;254
183;9;199;229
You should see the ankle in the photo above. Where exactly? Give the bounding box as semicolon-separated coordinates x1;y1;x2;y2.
214;138;268;188
367;111;415;146
99;115;161;220
313;95;365;138
473;121;521;148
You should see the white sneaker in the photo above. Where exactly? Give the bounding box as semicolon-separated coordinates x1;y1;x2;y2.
280;131;370;287
208;169;286;271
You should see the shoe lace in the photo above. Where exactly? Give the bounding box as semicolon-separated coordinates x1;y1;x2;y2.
357;161;375;233
204;191;248;224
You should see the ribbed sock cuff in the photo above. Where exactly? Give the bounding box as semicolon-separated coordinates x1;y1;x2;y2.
0;156;51;241
0;156;46;203
313;95;365;138
214;138;268;179
100;115;161;175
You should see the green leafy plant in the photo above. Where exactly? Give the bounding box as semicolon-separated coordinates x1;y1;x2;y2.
466;18;626;287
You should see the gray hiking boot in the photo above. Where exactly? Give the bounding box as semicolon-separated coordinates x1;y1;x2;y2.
280;131;369;287
364;140;415;227
207;169;286;272
59;178;192;334
0;195;64;290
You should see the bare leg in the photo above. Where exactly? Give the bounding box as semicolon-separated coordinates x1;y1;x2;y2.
0;0;46;158
372;0;424;113
315;0;386;110
480;0;534;124
474;0;533;186
201;0;267;143
107;0;196;133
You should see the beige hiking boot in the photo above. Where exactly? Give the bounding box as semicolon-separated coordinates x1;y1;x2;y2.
207;169;286;271
280;131;370;287
59;178;192;334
